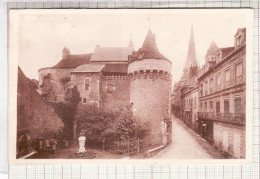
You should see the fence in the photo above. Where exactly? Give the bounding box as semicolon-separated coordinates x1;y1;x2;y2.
104;138;148;156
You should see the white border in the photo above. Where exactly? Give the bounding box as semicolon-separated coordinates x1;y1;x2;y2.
8;9;254;165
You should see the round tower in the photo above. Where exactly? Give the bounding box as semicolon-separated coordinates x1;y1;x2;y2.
128;29;172;147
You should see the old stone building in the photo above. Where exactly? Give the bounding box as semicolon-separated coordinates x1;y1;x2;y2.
39;29;172;148
197;28;246;158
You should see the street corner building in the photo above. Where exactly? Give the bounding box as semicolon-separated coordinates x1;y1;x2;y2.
172;27;246;159
38;29;172;148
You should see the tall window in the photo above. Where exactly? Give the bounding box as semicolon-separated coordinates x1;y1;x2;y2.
210;101;213;111
224;100;230;114
235;97;242;114
216;101;220;113
194;97;196;109
210;78;214;93
236;62;243;84
84;79;90;91
204;102;207;112
205;81;208;95
216;74;221;91
225;69;230;88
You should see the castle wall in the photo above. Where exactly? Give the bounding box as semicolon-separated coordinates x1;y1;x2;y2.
39;68;73;102
71;73;101;107
129;70;172;147
101;75;130;112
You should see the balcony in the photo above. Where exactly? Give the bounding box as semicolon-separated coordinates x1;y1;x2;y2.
197;112;245;125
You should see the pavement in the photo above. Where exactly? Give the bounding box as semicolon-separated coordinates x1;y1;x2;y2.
153;116;223;159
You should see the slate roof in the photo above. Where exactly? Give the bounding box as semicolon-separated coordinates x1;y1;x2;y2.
139;29;169;61
71;64;105;73
90;47;133;62
51;53;92;68
102;64;128;74
205;41;218;57
218;47;235;59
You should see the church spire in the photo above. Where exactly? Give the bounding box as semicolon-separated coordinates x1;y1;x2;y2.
181;25;198;80
184;25;197;69
128;35;134;49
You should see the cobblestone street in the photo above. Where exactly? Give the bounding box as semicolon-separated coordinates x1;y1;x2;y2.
153;117;223;159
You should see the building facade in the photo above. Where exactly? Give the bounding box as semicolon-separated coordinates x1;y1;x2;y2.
38;29;172;148
197;28;246;158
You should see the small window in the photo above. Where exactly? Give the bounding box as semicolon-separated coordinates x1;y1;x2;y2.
84;79;90;91
82;98;87;104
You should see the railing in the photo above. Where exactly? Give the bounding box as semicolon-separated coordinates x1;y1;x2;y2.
197;112;245;125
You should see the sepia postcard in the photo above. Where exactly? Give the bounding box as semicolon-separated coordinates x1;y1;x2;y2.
8;9;253;165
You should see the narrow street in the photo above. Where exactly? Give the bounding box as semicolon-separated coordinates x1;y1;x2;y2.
153;117;221;159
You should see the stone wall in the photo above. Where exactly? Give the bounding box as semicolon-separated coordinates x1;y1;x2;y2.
101;75;130;111
213;122;245;158
18;68;64;140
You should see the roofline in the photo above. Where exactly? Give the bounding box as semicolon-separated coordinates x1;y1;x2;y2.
129;57;172;64
38;66;75;72
198;43;245;81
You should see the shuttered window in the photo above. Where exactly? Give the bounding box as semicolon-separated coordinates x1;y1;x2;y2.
224;100;229;114
235;97;242;114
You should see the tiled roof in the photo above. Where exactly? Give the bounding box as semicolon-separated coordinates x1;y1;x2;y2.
51;53;92;68
71;64;105;73
102;64;128;74
90;47;133;62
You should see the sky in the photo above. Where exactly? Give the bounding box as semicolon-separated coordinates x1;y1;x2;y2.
18;9;248;83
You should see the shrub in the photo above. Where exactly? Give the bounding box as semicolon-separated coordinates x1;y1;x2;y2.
75;105;149;149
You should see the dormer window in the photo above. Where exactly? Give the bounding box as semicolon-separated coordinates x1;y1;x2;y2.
236;35;242;47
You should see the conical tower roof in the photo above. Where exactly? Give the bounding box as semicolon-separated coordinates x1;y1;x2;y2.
205;40;218;57
139;29;168;60
184;25;197;69
129;39;134;49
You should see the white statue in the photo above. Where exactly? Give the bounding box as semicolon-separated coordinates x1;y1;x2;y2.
78;131;86;153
